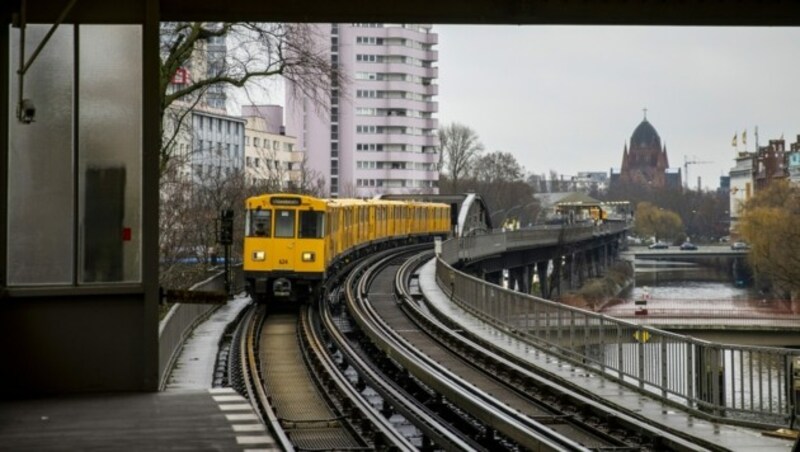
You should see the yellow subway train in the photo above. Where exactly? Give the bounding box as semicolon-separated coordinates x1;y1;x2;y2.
243;194;451;303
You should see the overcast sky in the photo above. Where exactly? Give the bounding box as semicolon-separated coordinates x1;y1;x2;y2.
435;25;800;190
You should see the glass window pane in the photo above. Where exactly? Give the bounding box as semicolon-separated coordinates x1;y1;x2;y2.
250;210;272;237
299;211;324;238
275;210;295;238
78;25;142;283
7;25;75;285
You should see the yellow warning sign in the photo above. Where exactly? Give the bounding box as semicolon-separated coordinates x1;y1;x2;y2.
633;330;651;343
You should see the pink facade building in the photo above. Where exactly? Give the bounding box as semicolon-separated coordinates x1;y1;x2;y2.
286;24;440;197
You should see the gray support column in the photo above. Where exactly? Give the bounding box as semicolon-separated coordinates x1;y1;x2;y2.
565;254;575;290
576;252;587;286
509;267;529;293
550;257;562;298
536;260;549;298
522;265;532;294
511;266;531;294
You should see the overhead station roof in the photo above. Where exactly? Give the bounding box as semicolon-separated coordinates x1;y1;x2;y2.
5;0;800;25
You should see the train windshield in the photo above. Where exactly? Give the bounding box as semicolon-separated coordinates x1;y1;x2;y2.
275;210;296;238
249;209;272;237
299;211;324;239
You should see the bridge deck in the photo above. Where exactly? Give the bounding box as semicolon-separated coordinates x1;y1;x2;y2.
418;259;796;451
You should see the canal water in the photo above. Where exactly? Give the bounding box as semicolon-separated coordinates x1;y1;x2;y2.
624;259;757;304
596;259;798;423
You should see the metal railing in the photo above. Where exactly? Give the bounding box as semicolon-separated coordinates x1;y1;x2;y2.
158;265;243;390
457;221;626;262
437;227;800;427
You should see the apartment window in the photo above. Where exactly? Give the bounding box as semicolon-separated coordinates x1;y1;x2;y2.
245;136;250;146
254;137;260;147
356;72;378;80
246;156;252;167
254;158;260;167
356;54;377;62
356;125;376;134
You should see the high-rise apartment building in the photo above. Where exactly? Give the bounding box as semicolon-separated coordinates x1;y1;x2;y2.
286;24;440;197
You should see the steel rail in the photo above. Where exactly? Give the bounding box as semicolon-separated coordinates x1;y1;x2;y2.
238;305;295;452
299;304;417;451
319;262;479;450
398;252;713;452
345;247;591;451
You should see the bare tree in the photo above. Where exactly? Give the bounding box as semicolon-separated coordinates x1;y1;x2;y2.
159;22;342;175
438;122;484;193
467;151;536;226
472;151;524;184
292;153;327;197
160;164;251;289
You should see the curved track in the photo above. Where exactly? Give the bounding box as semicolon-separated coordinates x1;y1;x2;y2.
237;244;720;451
341;246;714;451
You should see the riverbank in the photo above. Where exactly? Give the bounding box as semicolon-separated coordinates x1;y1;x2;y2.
558;260;634;311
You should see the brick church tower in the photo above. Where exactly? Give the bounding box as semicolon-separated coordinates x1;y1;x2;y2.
617;113;678;188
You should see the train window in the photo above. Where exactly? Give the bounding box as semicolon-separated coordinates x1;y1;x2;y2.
275;210;296;238
250;209;272;237
300;211;324;238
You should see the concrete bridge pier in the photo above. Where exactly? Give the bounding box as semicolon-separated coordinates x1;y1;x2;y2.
550;257;563;298
576;252;589;286
585;249;598;279
508;266;531;294
536;261;549;298
564;254;576;291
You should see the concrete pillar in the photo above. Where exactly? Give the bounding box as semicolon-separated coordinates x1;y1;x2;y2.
536;261;549;298
508;267;531;294
550;257;562;298
565;254;575;291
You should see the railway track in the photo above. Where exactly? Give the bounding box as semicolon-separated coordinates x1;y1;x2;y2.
234;244;720;450
236;300;420;450
337;246;716;451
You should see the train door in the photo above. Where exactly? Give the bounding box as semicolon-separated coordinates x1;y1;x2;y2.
273;208;297;270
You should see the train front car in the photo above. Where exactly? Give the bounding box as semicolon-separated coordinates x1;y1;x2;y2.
243;194;327;303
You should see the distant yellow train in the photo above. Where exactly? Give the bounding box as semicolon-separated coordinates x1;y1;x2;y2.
243;194;451;303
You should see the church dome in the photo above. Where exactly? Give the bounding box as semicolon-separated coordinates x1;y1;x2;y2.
630;119;661;149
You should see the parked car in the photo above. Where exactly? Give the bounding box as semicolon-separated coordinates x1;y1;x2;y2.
731;241;749;251
648;242;669;249
680;242;698;250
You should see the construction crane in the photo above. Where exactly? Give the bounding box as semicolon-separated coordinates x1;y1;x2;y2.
683;155;713;190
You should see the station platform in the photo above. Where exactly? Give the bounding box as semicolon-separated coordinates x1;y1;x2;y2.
418;259;798;452
0;296;273;451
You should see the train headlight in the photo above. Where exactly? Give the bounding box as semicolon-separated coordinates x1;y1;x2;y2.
252;251;266;261
302;252;315;262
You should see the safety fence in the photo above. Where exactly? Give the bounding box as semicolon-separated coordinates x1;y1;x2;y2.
158;265;243;390
437;230;800;427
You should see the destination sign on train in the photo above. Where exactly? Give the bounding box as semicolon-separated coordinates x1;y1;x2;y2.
270;197;301;206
